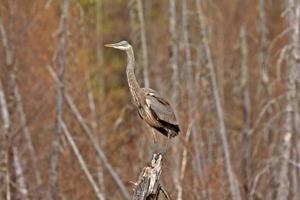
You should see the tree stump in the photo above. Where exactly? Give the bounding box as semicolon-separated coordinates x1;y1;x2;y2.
133;153;169;200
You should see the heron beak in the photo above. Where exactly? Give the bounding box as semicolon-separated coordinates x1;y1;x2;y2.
104;43;120;49
104;44;116;48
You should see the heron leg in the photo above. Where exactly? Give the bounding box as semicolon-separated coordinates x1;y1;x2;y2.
151;128;157;144
162;133;171;154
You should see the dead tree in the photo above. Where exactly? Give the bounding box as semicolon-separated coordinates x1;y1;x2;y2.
258;0;269;85
133;153;170;200
240;25;251;197
168;1;183;199
0;81;11;200
128;0;149;88
275;1;299;199
49;0;69;199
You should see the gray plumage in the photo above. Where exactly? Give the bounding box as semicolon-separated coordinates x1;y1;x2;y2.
105;40;180;138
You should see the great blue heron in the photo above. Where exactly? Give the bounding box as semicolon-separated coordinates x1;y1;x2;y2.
105;41;180;139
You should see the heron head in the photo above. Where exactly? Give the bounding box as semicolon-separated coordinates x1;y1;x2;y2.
104;40;131;51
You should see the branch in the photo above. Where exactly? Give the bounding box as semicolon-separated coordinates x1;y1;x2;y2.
12;73;42;186
46;64;131;200
59;118;105;200
0;18;13;66
0;81;11;200
12;146;29;200
49;0;69;198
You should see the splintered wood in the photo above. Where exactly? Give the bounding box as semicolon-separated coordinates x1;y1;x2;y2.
133;153;168;200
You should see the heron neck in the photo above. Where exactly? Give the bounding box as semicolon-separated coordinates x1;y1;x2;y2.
126;47;140;94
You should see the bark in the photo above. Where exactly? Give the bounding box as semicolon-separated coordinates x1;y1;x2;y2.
49;0;69;199
0;16;10;200
240;25;251;197
169;0;179;106
258;0;274;156
275;1;299;199
291;151;299;200
258;0;269;84
169;0;181;199
12;146;29;200
0;81;10;200
182;0;193;103
0;18;13;67
195;1;241;200
96;0;105;94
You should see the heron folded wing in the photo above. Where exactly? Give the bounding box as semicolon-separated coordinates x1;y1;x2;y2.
142;88;178;127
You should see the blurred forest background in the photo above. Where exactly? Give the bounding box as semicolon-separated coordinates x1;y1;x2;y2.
0;0;299;199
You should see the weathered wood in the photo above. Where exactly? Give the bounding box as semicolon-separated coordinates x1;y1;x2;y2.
133;153;169;200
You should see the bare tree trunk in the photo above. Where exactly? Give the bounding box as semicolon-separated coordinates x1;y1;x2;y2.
195;1;241;200
291;151;299;200
12;146;29;200
258;0;269;85
128;0;149;88
169;0;179;106
168;0;182;199
96;0;105;94
182;0;193;102
137;0;149;88
0;15;11;200
0;81;11;200
240;25;251;197
49;0;69;199
275;1;299;199
258;0;274;156
0;18;13;69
